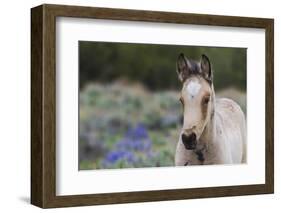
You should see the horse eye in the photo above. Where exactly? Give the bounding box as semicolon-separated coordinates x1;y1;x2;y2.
203;96;210;105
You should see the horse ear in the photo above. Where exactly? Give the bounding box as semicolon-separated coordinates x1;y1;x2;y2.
200;54;212;82
177;53;191;82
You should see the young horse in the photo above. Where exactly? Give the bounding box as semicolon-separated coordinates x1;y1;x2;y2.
175;53;246;166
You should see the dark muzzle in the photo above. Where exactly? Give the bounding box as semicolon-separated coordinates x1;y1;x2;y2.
181;132;197;150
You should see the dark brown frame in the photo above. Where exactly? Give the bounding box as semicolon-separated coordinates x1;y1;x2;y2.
31;4;274;208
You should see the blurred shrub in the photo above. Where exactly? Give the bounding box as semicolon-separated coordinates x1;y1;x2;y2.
79;83;246;170
79;83;180;169
79;41;246;91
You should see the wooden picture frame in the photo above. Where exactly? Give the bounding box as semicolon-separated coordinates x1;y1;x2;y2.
31;4;274;208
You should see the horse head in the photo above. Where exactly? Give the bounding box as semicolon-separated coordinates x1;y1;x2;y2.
176;53;215;150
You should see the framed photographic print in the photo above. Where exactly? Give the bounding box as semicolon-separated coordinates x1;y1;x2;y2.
31;4;274;208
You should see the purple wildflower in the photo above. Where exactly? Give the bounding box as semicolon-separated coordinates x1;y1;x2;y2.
104;150;136;164
126;123;148;139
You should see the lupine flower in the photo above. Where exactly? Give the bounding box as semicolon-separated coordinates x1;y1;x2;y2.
102;123;156;168
104;150;136;164
116;138;152;152
126;123;148;139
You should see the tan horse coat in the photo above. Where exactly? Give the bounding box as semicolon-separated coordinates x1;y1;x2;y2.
175;98;246;165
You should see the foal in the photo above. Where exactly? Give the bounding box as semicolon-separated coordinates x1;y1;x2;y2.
175;54;246;166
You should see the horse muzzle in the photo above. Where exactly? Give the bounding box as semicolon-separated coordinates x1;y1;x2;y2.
181;132;197;150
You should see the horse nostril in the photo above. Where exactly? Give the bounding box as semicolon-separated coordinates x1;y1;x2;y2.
181;132;197;150
190;132;196;141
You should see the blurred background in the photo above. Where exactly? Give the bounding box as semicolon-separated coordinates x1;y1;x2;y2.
79;41;246;170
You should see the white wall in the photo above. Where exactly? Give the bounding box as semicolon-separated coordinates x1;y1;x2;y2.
0;0;279;211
